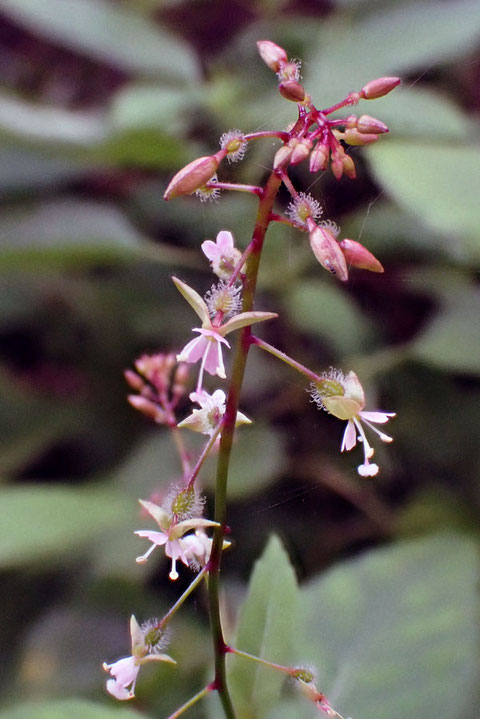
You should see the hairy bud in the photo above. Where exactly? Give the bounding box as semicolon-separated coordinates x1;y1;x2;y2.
340;239;384;273
257;40;288;72
361;76;401;100
164;152;224;200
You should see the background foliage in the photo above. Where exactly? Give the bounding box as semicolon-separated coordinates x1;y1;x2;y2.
0;1;479;718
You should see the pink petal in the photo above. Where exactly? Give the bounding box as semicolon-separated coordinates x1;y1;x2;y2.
106;679;134;701
201;239;218;261
134;530;168;546
341;419;357;452
165;538;190;566
106;657;139;686
177;334;207;364
216;230;234;253
359;411;396;424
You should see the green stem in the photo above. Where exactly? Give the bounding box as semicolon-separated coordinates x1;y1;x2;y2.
160;567;208;630
207;170;283;719
228;646;293;676
250;336;323;384
165;684;213;719
186;421;223;489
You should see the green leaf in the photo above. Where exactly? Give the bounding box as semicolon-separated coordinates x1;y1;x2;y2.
409;286;480;374
366;140;480;258
291;533;479;719
0;485;134;568
306;0;480;103
0;0;198;81
0;699;145;719
229;535;299;719
286;280;374;357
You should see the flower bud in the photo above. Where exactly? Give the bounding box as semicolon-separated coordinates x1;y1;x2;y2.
342;154;356;179
290;138;313;165
279;80;305;103
273;143;294;170
339;239;384;273
309;142;329;172
357;114;389;134
361;76;401;100
124;369;145;392
164;153;223;200
128;395;166;423
343;129;378;146
308;221;348;281
256;40;288;72
331;156;344;181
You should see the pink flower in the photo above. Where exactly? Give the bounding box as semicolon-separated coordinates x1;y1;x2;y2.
178;388;251;436
201;230;243;280
310;369;395;476
103;616;175;701
134;498;219;580
173;276;277;391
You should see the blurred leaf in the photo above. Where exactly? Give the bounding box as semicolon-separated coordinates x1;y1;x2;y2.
306;0;480;102
204;424;285;499
366;140;480;258
286;279;374;357
0;485;134;568
0;699;145;719
110;84;199;135
409;286;480;374
229;535;299;718
0;149;93;192
0;0;198;81
288;533;479;719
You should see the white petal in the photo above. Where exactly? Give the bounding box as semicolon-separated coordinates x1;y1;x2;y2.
359;410;395;424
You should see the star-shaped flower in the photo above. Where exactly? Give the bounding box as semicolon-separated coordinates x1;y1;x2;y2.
103;615;175;701
201;230;243;280
135;498;219;580
178;388;251;436
310;369;395;476
173;276;277;391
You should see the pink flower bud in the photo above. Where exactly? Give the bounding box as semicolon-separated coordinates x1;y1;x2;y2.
278;80;306;103
361;76;401;100
124;369;145;392
342;154;356;179
331;156;344;180
290;138;313;165
309;142;329;172
273;143;294;170
164;153;222;200
340;239;384;273
343;129;378;146
308;222;349;281
128;395;166;423
256;40;288;72
357;114;389;134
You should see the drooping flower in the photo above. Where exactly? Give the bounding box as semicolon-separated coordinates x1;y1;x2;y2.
135;498;219;580
178;388;251;436
181;528;232;571
201;230;243;280
310;369;395;476
103;615;175;701
173;276;277;391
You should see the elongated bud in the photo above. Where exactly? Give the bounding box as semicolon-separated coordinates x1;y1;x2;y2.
342;153;356;179
310;142;329;172
361;76;401;100
164;152;224;200
273;143;294;170
343;129;378;146
279;80;305;103
308;220;348;281
290;138;313;165
257;40;288;72
357;114;389;134
124;369;145;392
340;239;384;272
128;395;166;423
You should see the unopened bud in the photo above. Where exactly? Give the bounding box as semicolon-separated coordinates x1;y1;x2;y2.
342;154;356;179
279;80;305;103
310;142;329;172
128;395;166;423
343;129;378;146
361;76;401;100
340;239;384;273
290;138;313;165
124;369;145;392
257;40;288;72
308;221;348;281
345;114;357;128
273;142;294;170
164;153;223;200
357;114;389;134
331;155;344;180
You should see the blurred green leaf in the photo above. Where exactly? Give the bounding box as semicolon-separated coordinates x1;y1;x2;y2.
229;535;299;718
366;140;480;258
0;0;198;81
286;279;374;357
0;485;134;568
306;0;480;102
409;286;480;374
0;699;145;719
286;533;479;719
